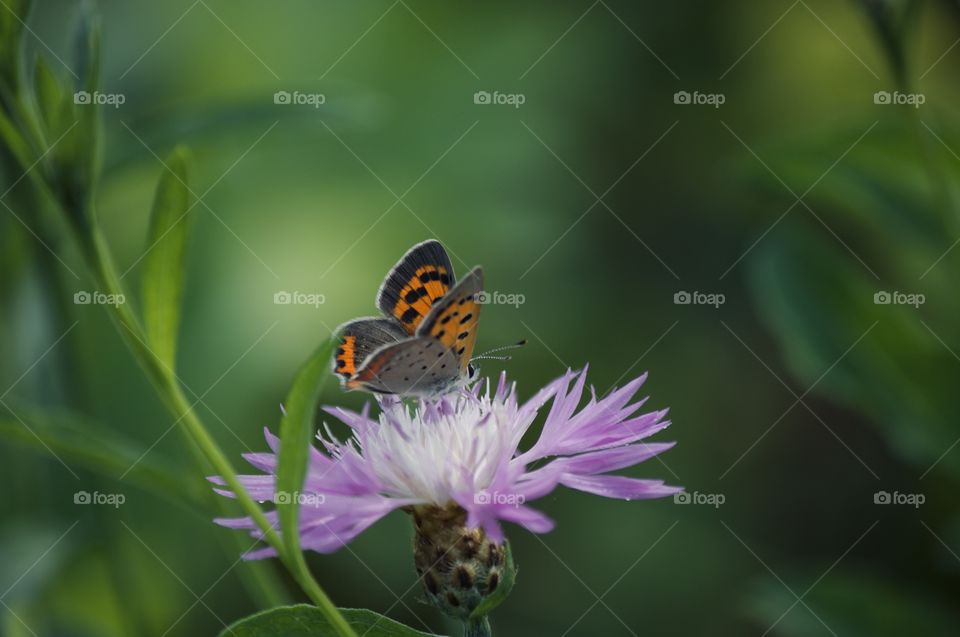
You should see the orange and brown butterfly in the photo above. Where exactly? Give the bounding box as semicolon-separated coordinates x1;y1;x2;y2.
332;240;484;396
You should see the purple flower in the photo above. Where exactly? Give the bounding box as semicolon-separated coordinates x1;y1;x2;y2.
213;368;681;558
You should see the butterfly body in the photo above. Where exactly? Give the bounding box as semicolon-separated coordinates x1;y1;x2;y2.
333;240;483;396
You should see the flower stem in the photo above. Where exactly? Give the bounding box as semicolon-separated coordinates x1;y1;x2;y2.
0;100;357;636
464;617;492;637
85;225;357;637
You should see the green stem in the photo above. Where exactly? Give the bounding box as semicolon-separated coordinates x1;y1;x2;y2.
86;180;357;636
0;91;357;636
464;617;492;637
88;219;357;637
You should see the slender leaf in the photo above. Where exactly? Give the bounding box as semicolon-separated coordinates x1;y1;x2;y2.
218;605;443;637
0;403;205;509
0;0;30;89
275;337;336;557
32;56;63;139
141;146;193;368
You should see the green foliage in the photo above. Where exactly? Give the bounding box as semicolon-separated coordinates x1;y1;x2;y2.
218;606;444;637
276;337;336;557
744;122;960;479
0;0;30;90
31;57;63;139
0;403;206;509
56;6;100;220
746;570;958;636
141;146;194;368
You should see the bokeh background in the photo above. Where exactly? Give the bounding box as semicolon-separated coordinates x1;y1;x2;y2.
3;0;960;635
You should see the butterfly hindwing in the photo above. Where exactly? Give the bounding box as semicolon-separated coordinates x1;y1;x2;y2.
347;337;461;395
418;266;484;375
332;318;408;384
376;239;455;335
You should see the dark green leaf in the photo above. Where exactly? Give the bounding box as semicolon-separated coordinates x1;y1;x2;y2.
73;5;100;96
141;146;193;368
276;337;336;557
32;56;64;139
218;605;444;637
0;0;30;90
53;7;100;221
0;402;206;509
746;569;957;636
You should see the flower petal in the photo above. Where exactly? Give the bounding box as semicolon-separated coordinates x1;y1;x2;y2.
559;474;682;500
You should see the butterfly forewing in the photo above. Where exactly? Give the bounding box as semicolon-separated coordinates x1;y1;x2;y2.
376;240;454;335
418;266;484;376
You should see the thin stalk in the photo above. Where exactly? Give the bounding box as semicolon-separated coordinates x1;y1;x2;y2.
0;91;357;635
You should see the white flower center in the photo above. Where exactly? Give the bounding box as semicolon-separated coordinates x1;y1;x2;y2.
361;394;517;505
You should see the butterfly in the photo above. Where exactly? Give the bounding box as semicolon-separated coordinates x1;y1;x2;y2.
332;240;484;396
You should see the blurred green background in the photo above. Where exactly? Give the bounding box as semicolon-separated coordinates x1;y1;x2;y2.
3;0;960;635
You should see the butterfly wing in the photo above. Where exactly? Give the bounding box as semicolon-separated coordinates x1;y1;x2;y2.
346;337;461;395
332;318;408;385
376;239;455;334
416;266;484;377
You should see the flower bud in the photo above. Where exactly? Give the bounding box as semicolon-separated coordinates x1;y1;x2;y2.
409;504;515;622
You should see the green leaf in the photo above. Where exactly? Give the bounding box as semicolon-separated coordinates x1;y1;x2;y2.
32;56;64;139
0;402;206;509
470;541;516;619
275;337;336;558
0;0;31;90
73;6;100;95
54;7;100;222
746;569;958;636
218;605;443;637
141;146;193;368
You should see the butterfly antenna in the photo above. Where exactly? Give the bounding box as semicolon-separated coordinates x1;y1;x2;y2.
472;339;527;361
